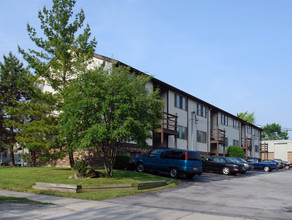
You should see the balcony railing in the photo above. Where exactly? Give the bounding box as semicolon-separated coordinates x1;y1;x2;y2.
210;127;226;144
241;137;252;149
241;137;252;159
157;112;178;135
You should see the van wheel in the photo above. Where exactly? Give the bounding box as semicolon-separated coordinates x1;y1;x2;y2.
169;168;179;178
222;167;230;175
263;166;270;172
136;163;145;172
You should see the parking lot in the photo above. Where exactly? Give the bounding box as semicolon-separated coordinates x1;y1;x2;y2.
107;169;292;220
1;169;291;219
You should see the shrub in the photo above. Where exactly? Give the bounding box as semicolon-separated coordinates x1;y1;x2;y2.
113;154;131;170
227;146;245;158
73;161;88;177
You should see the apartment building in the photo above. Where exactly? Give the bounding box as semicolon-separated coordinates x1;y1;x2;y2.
92;54;262;159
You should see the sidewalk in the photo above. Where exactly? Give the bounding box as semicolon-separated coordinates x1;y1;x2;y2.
0;189;253;220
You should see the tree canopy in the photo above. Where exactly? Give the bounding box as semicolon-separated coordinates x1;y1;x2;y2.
261;123;289;140
59;64;163;177
237;111;256;124
19;0;97;91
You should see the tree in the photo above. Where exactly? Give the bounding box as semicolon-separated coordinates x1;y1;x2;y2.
227;146;245;158
261;123;289;140
13;92;60;167
0;52;34;166
237;111;256;124
59;64;163;178
19;0;97;167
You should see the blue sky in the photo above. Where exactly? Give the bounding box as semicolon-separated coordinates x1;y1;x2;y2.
1;0;292;137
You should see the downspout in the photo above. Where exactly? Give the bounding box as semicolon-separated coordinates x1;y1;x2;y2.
207;108;210;156
186;98;189;150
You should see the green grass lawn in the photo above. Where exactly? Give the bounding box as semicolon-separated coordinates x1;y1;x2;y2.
0;167;180;200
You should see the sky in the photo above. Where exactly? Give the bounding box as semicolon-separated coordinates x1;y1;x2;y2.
1;0;292;137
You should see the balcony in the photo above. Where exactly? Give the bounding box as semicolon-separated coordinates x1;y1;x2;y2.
210;127;226;156
156;112;177;134
210;127;226;144
156;112;178;148
241;137;252;159
260;142;269;160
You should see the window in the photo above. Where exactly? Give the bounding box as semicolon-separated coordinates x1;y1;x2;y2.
161;150;185;160
225;137;228;147
149;149;160;157
255;145;259;152
177;126;187;140
247;126;251;134
175;94;186;110
221;114;228;126
213;157;225;163
197;130;206;143
233;139;239;146
197;104;206;118
233;120;239;129
254;129;259;137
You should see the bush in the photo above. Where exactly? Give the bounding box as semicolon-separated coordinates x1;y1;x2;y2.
227;146;245;158
73;161;88;177
114;154;131;170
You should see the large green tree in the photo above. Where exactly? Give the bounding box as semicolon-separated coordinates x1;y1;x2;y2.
59;64;163;178
0;52;34;166
237;111;256;124
261;123;289;140
19;0;97;167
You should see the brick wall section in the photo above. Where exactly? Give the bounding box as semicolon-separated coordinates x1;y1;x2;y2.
288;152;292;163
261;152;274;160
42;144;152;168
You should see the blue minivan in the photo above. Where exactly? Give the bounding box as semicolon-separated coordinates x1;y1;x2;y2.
133;148;202;179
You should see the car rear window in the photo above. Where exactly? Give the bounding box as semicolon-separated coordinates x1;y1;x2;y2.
187;151;201;161
161;150;185;160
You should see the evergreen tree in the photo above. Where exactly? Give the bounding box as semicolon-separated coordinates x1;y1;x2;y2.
0;52;33;166
13;91;60;166
19;0;97;167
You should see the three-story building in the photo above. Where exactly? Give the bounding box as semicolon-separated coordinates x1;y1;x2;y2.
91;54;262;159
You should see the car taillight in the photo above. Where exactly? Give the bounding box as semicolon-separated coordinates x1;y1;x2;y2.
185;151;188;161
275;163;277;166
248;164;252;166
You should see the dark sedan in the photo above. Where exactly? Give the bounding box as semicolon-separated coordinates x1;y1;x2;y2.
203;156;246;175
228;157;253;172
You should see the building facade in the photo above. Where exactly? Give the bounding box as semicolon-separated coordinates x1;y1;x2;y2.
91;54;262;159
260;140;292;163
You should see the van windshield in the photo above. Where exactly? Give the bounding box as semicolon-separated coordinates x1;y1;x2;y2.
187;152;201;161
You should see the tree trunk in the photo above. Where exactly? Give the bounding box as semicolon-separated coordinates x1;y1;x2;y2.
31;151;37;167
69;149;75;168
9;144;15;167
9;128;15;167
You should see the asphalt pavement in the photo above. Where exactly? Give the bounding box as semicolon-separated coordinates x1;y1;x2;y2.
1;169;291;219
